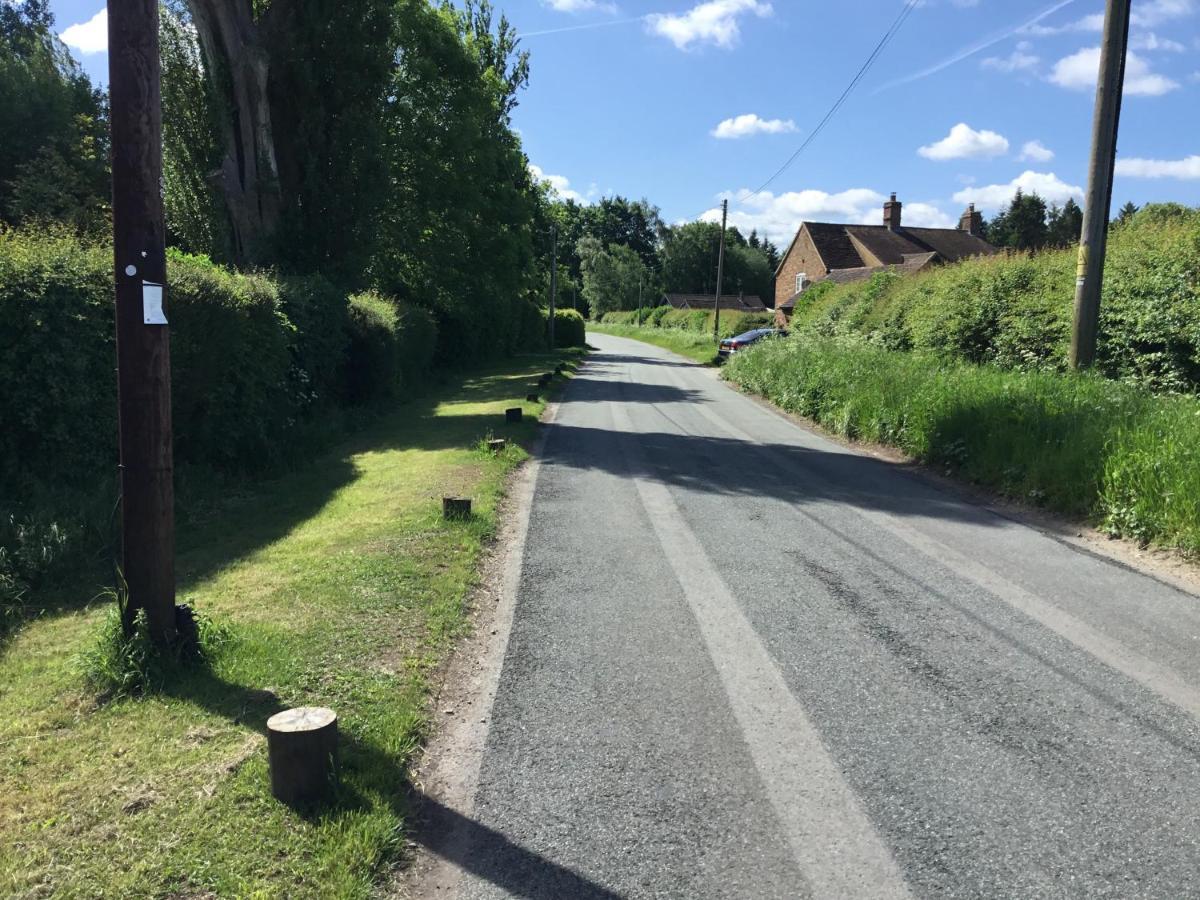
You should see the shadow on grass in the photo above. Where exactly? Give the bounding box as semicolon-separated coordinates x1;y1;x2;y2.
162;663;622;899
4;352;584;640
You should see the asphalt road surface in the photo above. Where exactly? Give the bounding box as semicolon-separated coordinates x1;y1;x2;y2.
441;333;1200;899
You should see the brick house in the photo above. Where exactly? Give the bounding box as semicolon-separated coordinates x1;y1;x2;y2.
773;195;998;325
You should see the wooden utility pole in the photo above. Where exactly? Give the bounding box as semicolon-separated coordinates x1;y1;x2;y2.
637;277;643;322
548;223;558;348
1070;0;1131;369
712;199;728;342
109;0;176;643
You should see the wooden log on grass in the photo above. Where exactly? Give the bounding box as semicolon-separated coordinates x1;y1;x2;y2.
526;392;539;403
443;497;472;519
267;706;338;807
505;407;523;423
487;438;507;453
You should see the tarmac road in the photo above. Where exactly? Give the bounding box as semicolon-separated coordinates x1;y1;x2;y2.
435;333;1200;899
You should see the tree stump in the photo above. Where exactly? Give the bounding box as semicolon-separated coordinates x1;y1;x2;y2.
443;497;472;519
266;706;338;807
526;392;539;403
487;438;507;453
539;373;552;386
505;407;522;423
555;364;564;375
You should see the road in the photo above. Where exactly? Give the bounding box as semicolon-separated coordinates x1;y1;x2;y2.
424;333;1200;899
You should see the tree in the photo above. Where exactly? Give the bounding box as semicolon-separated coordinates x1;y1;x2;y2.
1115;201;1139;226
1046;198;1083;247
988;189;1049;251
659;221;774;300
0;0;109;232
578;235;650;318
160;3;229;258
581;196;663;271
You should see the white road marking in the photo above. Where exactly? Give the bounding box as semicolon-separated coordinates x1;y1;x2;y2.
610;397;915;900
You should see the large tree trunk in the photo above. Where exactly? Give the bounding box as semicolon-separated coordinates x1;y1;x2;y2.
186;0;281;265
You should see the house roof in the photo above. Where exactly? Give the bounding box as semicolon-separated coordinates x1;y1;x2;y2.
775;219;998;279
662;293;767;312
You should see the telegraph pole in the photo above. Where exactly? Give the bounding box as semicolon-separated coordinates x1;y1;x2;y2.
109;0;176;643
548;223;558;348
712;199;728;342
1070;0;1131;369
637;277;643;323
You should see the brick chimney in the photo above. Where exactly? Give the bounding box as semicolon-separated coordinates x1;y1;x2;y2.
958;202;983;236
883;193;902;230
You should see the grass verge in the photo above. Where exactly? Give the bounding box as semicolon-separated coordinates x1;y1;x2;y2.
589;322;719;365
725;337;1200;554
0;350;581;898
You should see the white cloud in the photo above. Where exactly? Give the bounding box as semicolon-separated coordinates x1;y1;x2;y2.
918;123;1010;161
529;164;588;204
981;42;1040;73
1131;0;1197;28
711;113;797;139
542;0;618;13
695;187;956;237
1115;155;1200;179
1049;46;1179;95
645;0;772;50
953;170;1083;210
1019;140;1055;162
1131;31;1187;51
60;8;107;55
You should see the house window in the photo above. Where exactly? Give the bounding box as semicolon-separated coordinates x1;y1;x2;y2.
795;273;807;293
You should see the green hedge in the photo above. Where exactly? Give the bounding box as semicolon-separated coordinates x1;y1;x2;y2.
788;205;1200;392
602;307;773;338
726;337;1200;555
547;308;586;347
346;291;438;405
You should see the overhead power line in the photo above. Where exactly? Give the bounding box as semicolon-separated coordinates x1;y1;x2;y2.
735;0;921;207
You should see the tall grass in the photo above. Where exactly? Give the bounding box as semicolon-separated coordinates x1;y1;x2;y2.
726;337;1200;554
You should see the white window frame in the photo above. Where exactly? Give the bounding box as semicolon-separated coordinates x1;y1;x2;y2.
795;272;807;293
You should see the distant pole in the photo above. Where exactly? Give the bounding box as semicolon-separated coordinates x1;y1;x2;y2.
712;199;728;342
1070;0;1131;369
109;0;176;643
638;277;643;323
548;223;558;348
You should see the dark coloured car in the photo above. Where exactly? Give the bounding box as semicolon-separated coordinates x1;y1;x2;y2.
718;328;782;360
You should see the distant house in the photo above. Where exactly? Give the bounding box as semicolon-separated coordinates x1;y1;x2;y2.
662;292;768;313
774;195;998;325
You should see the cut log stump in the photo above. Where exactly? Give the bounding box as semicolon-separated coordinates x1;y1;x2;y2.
443;497;472;519
505;407;522;423
266;706;338;808
487;438;507;453
526;393;539;403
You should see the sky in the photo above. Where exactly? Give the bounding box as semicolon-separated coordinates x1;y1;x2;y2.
51;0;1200;243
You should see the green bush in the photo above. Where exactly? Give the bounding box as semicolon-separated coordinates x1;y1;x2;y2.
168;252;295;472
726;336;1200;554
547;308;586;347
345;291;438;404
787;206;1200;392
277;274;349;411
0;228;113;487
515;298;546;352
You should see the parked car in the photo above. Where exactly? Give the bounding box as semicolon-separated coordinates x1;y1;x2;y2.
718;328;783;360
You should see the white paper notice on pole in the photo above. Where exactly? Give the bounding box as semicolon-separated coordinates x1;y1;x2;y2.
142;281;167;325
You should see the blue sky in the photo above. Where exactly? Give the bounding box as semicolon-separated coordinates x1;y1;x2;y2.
53;0;1200;242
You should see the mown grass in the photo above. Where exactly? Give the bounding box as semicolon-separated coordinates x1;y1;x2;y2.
0;351;580;899
725;337;1200;554
589;322;720;365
